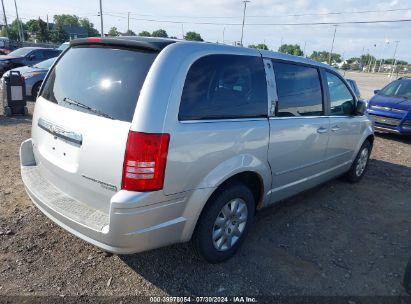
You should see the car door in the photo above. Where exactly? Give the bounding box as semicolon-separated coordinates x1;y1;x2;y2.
323;70;363;167
27;50;45;65
267;60;330;203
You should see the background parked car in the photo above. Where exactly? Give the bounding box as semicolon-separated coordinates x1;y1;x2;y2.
58;42;69;51
0;48;11;55
2;57;56;101
0;47;61;77
367;77;411;135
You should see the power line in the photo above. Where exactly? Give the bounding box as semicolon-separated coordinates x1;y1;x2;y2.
103;14;411;27
103;6;411;19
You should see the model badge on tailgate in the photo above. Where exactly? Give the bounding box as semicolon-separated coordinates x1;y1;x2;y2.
81;174;117;192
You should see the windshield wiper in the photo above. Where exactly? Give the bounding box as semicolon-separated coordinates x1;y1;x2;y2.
63;97;114;120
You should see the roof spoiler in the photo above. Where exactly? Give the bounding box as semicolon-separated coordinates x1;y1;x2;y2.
69;37;172;52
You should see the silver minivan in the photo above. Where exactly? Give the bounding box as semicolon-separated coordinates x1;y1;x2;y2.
20;37;373;263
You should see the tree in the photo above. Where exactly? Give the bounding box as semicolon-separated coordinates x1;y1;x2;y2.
37;18;49;42
24;18;50;42
50;22;69;43
123;29;136;36
79;18;100;37
248;43;268;50
108;27;121;37
278;44;303;56
138;31;151;37
54;14;80;27
151;29;168;38
0;19;26;41
184;31;203;41
26;19;40;34
310;51;342;64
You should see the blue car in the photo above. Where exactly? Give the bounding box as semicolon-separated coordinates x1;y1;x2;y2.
2;57;55;101
367;77;411;135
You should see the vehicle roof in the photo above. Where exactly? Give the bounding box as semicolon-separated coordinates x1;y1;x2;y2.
70;36;334;70
258;49;333;70
15;47;56;51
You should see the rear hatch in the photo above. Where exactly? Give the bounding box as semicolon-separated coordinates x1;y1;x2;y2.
31;41;158;213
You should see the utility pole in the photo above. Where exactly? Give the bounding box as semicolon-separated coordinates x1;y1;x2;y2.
368;43;376;72
181;24;184;39
13;0;24;42
378;40;389;73
127;12;130;33
328;24;338;65
1;0;8;37
366;49;372;73
389;40;400;80
222;27;225;44
99;0;104;37
46;14;49;31
240;0;250;47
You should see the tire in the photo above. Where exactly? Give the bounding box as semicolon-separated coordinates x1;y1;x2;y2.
23;106;28;116
345;140;372;183
31;82;41;101
4;106;12;117
192;182;255;263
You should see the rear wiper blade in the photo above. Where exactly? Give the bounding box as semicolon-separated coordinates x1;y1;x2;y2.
63;97;114;120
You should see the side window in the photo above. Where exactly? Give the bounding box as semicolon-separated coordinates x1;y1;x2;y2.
179;54;268;120
325;72;355;116
44;50;58;58
30;50;45;60
272;61;323;117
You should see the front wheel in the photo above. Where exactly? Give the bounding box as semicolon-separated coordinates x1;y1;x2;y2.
192;183;255;263
345;140;372;183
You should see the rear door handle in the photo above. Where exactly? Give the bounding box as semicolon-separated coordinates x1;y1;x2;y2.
331;125;341;132
317;127;328;134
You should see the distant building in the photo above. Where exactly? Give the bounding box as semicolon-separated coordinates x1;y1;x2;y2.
45;24;88;40
62;25;87;40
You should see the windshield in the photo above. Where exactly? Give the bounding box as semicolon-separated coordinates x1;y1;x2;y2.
8;48;34;57
33;58;56;69
41;45;158;122
379;80;411;99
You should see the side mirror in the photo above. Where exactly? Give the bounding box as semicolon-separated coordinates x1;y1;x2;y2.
28;54;35;60
374;89;380;95
356;100;366;116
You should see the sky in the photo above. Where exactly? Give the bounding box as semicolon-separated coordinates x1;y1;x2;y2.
3;0;411;62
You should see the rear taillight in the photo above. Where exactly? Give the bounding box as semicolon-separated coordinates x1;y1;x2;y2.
122;131;170;192
87;37;102;43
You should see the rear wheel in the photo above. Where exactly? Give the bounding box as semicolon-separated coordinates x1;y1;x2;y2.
192;183;254;263
345;140;371;183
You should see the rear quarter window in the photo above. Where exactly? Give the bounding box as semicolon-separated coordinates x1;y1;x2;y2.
41;45;157;122
179;54;268;120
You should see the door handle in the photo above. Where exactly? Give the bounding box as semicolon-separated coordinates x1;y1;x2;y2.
317;127;328;134
331;125;341;132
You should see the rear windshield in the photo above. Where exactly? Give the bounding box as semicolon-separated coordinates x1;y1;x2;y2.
41;45;157;122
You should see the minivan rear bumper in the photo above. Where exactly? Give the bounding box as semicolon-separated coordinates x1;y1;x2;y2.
20;139;189;254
